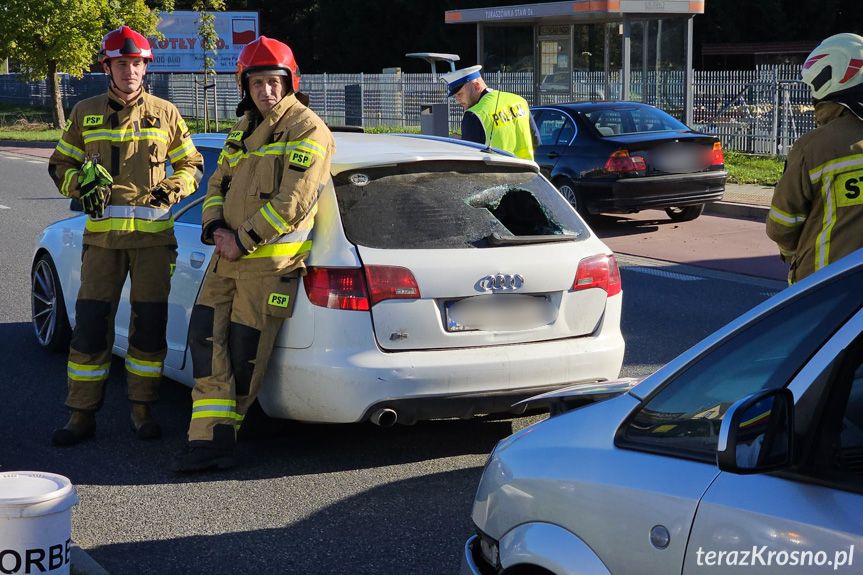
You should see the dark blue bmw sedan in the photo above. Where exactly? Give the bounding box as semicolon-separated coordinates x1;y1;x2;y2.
531;102;728;222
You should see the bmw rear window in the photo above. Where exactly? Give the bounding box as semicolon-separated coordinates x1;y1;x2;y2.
584;107;688;136
333;161;590;249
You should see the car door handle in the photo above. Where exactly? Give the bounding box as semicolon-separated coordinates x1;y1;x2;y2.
190;252;206;269
547;151;561;159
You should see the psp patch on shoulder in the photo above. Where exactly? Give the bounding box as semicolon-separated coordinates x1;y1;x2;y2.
64;119;72;132
83;115;103;127
268;293;290;308
289;150;312;169
178;119;188;134
227;130;244;142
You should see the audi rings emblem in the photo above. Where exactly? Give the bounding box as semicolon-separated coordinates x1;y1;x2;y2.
479;273;524;292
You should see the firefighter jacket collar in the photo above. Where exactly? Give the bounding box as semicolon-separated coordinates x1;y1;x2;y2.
106;86;145;110
814;100;848;126
242;94;299;152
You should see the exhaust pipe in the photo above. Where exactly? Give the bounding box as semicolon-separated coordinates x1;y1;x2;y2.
370;407;398;427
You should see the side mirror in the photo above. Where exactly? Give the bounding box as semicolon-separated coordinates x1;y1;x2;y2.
717;388;794;475
69;199;83;213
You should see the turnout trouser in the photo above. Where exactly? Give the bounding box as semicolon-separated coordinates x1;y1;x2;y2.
186;264;299;446
66;244;177;412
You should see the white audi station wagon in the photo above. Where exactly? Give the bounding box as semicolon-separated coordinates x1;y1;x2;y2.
31;132;624;426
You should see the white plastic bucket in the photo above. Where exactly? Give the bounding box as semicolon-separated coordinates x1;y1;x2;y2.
0;472;79;575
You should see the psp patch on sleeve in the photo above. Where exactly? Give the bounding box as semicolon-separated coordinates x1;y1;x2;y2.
289;150;313;169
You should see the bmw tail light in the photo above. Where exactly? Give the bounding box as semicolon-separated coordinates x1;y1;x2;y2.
604;150;646;172
711;142;725;165
572;254;621;297
304;267;370;311
364;265;421;307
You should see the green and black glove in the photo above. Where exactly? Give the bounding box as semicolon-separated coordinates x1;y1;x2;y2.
78;160;113;218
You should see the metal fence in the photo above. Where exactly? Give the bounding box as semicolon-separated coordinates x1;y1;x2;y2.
0;65;815;156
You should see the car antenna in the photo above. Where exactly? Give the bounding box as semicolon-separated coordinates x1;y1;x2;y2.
482;87;503;154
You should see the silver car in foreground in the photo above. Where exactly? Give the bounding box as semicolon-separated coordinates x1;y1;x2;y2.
462;250;863;574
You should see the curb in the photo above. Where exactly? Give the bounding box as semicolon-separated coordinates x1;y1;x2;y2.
0;139;55;148
71;543;111;575
704;201;769;221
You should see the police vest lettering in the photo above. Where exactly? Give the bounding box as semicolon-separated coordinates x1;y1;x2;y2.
0;539;71;574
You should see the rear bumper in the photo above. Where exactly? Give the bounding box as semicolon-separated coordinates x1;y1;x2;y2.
256;295;624;424
581;170;727;214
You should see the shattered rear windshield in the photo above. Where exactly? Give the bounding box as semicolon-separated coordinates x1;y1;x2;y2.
333;161;589;249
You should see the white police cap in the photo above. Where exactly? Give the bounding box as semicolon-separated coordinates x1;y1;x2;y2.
439;65;483;97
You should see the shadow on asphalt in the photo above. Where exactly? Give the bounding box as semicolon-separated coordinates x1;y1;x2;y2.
587;213;662;236
1;321;515;487
87;468;480;575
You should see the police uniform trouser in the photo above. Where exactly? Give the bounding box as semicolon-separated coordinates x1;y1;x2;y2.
187;265;299;446
66;244;177;412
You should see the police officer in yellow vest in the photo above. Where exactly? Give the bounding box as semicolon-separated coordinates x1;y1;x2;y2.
172;37;335;472
48;26;204;446
440;65;540;160
768;33;863;284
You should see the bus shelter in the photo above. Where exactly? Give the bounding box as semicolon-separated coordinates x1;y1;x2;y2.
445;1;707;124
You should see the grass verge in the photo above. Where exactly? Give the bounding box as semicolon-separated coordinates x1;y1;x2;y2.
724;150;784;186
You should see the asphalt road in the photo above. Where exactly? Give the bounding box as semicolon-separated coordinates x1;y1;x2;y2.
0;150;783;575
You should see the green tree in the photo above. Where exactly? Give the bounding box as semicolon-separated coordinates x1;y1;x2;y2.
193;0;225;130
0;0;168;128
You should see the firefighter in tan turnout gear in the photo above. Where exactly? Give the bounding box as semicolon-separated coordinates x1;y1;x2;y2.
48;26;204;446
173;36;335;471
767;33;863;284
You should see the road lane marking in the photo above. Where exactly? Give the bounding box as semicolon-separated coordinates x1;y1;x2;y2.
0;205;10;209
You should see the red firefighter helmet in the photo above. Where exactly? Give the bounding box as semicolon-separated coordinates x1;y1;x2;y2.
236;36;300;94
98;26;153;64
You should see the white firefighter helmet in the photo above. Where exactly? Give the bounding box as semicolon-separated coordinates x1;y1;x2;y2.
801;33;863;100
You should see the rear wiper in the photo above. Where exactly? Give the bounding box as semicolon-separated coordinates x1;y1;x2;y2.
486;232;579;246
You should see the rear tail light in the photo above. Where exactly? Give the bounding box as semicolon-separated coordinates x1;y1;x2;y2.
304;267;370;311
572;254;621;297
364;265;421;307
304;265;421;310
604;150;646;172
711;142;725;165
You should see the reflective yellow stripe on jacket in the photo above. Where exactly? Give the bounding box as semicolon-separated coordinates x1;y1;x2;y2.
223;139;327;168
808;154;863;271
82;127;170;145
245;204;317;259
85;205;174;233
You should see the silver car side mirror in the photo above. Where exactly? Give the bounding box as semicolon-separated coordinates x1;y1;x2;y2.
717;388;794;474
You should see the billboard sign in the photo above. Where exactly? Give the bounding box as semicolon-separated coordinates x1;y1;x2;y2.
147;11;259;73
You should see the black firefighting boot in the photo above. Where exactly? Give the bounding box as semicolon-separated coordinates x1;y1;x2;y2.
172;424;236;472
51;412;96;447
131;403;162;440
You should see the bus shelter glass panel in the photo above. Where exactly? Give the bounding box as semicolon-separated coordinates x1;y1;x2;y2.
570;23;620;103
482;26;534;73
539;25;571;104
631;18;686;117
